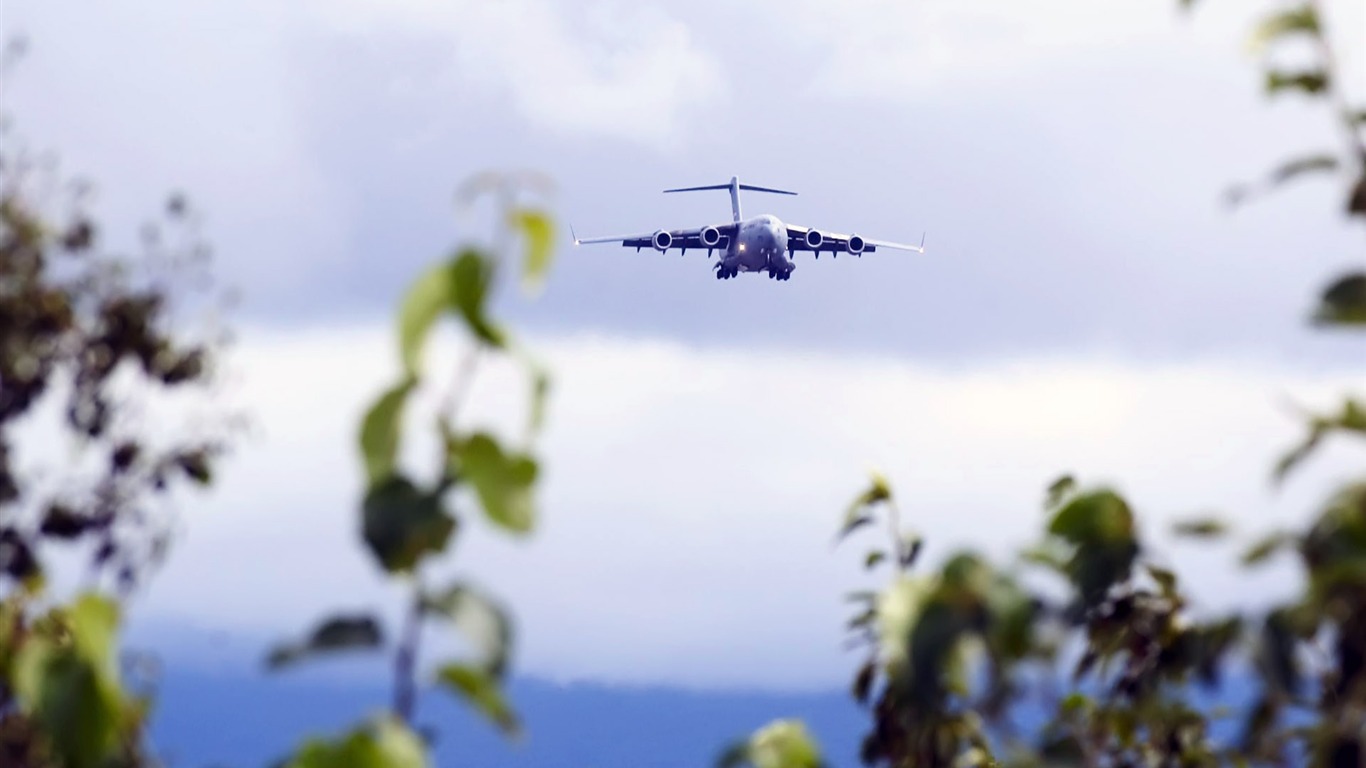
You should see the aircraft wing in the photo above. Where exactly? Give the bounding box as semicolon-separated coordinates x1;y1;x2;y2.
784;223;925;255
572;222;737;252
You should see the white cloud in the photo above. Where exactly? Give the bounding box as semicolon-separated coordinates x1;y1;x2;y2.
301;0;727;151
773;0;1364;102
122;323;1366;691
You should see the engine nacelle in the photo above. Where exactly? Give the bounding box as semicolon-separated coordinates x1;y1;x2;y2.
847;234;866;255
804;229;824;249
700;226;722;248
653;230;673;251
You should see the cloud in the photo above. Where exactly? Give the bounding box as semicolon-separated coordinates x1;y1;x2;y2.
301;0;727;151
4;0;724;315
5;0;352;303
772;0;1364;102
122;322;1365;691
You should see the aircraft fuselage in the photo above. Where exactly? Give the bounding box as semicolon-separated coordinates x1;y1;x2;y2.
724;214;793;278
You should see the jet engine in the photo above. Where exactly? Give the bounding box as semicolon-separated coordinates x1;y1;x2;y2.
700;226;722;248
846;234;866;255
652;230;673;251
804;229;824;249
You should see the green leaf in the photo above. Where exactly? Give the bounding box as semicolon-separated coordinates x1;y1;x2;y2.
1060;692;1091;716
397;249;505;379
1249;6;1319;50
837;515;872;541
1172;516;1229;539
1225;154;1339;207
1146;564;1178;597
449;433;537;534
13;593;127;768
398;260;456;378
864;551;886;569
897;533;924;568
1266;69;1329;96
718;719;825;768
1274;398;1366;482
846;606;876;631
1045;474;1076;510
1349;175;1366;217
509;208;556;294
840;472;892;540
358;378;416;487
452;249;506;348
1046;489;1140;605
1311;271;1366;327
851;660;876;704
361;475;457;574
1048;489;1134;545
176;449;213;485
282;716;428;768
421;582;513;677
844;590;878;605
266;614;384;671
1242;531;1298;567
436;663;520;736
1269;154;1338;184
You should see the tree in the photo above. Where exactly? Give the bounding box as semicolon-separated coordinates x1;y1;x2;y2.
721;2;1364;766
0;37;237;767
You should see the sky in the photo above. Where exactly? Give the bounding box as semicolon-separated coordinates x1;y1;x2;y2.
6;0;1366;703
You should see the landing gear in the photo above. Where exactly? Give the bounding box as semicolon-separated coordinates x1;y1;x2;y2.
767;268;793;281
714;264;739;280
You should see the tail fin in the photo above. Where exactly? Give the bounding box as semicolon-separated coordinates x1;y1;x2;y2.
663;176;796;223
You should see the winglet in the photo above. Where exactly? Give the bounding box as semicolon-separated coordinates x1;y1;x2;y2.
571;223;580;245
919;232;926;253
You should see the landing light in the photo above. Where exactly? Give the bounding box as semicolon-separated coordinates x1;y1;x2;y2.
739;244;746;251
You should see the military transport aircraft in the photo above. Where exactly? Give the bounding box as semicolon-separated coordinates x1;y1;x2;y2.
570;176;926;281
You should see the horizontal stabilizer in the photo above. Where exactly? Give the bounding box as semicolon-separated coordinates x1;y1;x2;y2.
736;184;797;195
664;183;797;196
662;177;795;223
663;183;731;193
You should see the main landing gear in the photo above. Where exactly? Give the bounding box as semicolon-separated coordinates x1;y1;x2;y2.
768;269;791;282
714;264;739;280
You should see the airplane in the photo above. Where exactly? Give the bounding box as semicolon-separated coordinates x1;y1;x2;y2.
570;176;926;281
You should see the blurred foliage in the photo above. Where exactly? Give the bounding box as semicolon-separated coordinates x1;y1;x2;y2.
268;172;556;764
724;1;1364;766
1;36;237;765
718;720;828;768
2;28;557;762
